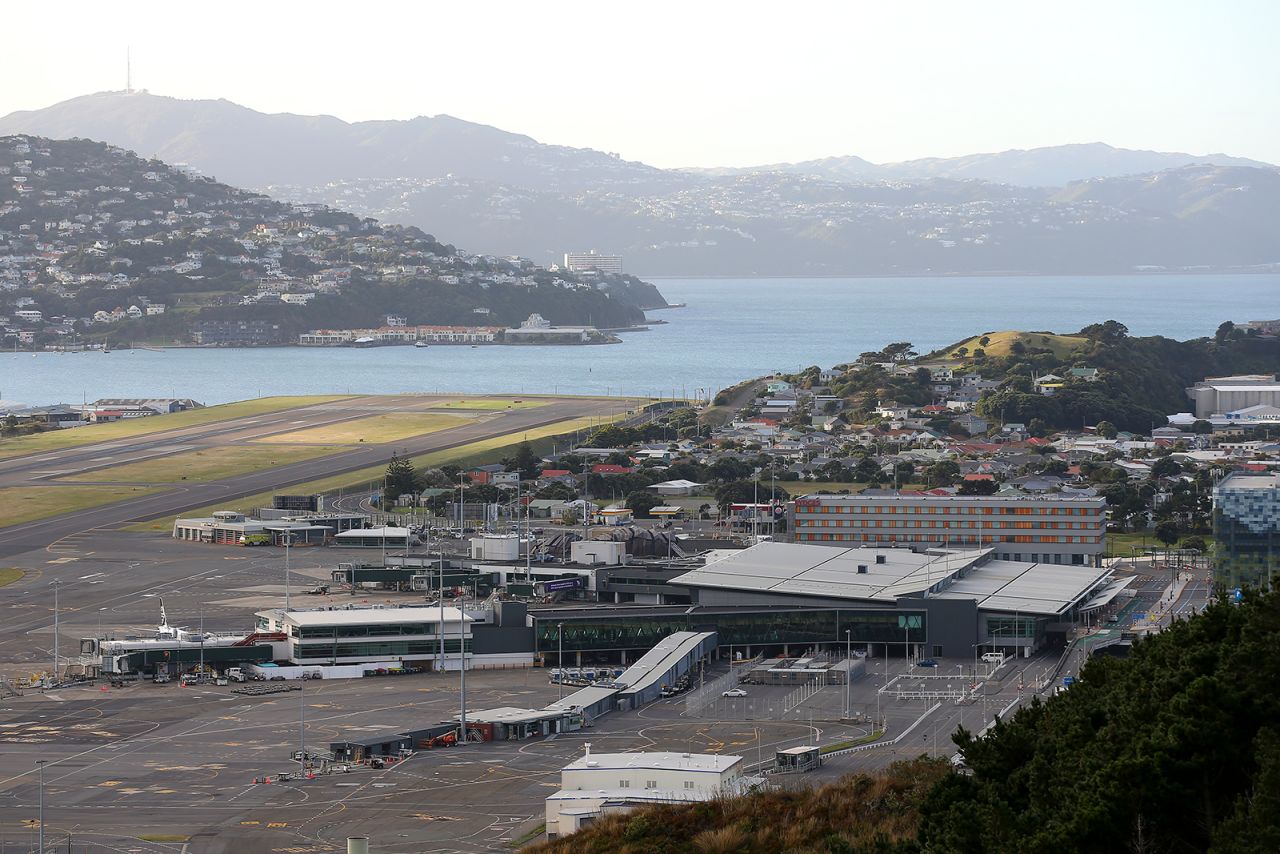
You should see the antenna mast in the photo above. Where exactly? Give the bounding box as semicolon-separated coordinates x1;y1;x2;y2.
126;47;132;94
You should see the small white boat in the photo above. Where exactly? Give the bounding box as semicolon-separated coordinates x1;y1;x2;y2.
414;341;429;349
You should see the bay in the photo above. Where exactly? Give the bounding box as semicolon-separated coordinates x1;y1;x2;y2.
2;273;1276;406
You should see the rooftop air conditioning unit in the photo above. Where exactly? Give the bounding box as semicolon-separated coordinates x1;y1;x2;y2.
875;555;886;564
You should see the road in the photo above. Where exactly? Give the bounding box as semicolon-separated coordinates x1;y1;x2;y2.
0;395;639;559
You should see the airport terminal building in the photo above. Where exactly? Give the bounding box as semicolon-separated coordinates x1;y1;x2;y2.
528;541;1118;663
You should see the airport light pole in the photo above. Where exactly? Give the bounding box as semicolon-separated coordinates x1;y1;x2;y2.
36;758;46;853
299;668;306;773
51;580;60;685
282;534;293;612
458;597;467;745
844;630;851;720
558;623;564;701
437;553;445;673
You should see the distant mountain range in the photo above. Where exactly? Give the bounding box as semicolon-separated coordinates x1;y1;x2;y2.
3;91;1277;276
687;142;1273;187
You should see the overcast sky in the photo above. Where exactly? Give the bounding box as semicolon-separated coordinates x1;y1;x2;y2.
5;1;1277;168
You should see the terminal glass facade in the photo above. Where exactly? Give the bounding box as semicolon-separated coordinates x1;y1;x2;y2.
534;609;926;656
293;639;470;660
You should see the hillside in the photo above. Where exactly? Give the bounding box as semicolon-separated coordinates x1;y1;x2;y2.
4;93;1278;276
531;757;949;854
0;91;678;193
938;330;1089;360
0;136;665;347
270;165;1280;276
530;589;1280;852
830;321;1280;433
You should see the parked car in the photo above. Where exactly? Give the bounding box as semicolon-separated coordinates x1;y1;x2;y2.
916;659;939;668
722;688;748;697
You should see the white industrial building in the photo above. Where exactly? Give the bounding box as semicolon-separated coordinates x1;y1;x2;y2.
545;747;754;838
563;250;623;274
1186;375;1280;419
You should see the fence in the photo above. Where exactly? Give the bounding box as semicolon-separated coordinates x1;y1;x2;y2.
683;661;748;716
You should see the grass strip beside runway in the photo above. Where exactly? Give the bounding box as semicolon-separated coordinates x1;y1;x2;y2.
62;444;348;484
430;398;547;411
0;396;353;461
126;414;612;531
256;412;469;445
0;485;162;528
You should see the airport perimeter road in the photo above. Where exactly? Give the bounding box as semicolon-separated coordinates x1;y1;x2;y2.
0;395;639;559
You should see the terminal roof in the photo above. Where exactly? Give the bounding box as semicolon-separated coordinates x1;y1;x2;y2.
671;542;981;601
671;542;1111;616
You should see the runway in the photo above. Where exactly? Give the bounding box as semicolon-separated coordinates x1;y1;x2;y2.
0;395;639;559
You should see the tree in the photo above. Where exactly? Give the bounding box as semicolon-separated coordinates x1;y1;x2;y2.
854;457;884;483
958;478;998;495
383;453;417;504
882;342;916;362
624;490;661;519
711;478;757;512
926;460;961;487
1150;456;1182;479
920;590;1280;853
708;457;752;482
1181;535;1207;553
1215;320;1235;344
510;441;541;481
1191;420;1213;435
1155;519;1181;546
979;336;991;347
537;481;576;501
1095;420;1118;439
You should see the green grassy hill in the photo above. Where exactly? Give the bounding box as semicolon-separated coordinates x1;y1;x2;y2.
936;330;1088;360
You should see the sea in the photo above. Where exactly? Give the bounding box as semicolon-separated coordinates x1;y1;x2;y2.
2;274;1277;406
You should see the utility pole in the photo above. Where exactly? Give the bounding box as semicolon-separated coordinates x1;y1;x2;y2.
437;553;445;673
558;623;565;701
299;669;306;772
37;759;45;854
845;629;851;720
458;597;467;744
51;580;60;685
283;534;292;612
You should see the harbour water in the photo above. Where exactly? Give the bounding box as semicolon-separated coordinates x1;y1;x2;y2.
2;274;1277;406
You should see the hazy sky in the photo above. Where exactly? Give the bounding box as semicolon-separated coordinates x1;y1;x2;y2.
5;1;1278;168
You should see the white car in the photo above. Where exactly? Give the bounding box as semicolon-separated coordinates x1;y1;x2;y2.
722;688;747;697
